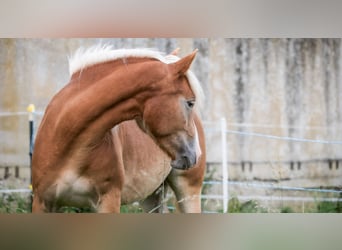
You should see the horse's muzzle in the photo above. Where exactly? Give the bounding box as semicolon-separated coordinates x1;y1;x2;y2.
171;152;197;170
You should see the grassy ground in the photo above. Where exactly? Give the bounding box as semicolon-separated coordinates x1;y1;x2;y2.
226;195;342;213
0;193;32;213
1;176;341;213
0;192;341;213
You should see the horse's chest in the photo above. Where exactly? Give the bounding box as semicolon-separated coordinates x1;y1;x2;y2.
121;161;172;204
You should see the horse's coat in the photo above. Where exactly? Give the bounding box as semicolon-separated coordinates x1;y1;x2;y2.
32;47;205;213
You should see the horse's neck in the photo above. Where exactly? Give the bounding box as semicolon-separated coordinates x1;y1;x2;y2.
53;59;162;149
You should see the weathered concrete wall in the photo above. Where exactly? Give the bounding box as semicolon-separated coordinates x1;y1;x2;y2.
201;39;342;185
1;38;342;185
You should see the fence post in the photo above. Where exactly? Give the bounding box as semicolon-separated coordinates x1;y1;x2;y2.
27;104;35;189
221;117;228;213
27;104;35;166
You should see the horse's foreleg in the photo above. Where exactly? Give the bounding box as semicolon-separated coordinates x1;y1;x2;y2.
172;181;202;213
32;195;48;213
97;188;121;213
167;168;204;213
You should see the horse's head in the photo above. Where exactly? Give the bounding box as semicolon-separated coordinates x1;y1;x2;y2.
137;50;202;170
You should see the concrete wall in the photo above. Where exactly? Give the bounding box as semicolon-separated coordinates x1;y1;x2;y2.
1;38;342;185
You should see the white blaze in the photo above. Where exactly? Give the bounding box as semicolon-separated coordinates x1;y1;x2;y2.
193;121;202;163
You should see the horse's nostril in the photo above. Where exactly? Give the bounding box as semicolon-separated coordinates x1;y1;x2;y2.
171;154;196;170
182;156;190;167
182;155;195;169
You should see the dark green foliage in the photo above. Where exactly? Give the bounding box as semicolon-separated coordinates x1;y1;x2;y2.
280;206;294;213
228;196;267;213
316;201;342;213
0;193;31;213
120;204;143;213
59;206;93;213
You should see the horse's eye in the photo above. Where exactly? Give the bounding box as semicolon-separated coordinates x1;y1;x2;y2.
186;100;195;109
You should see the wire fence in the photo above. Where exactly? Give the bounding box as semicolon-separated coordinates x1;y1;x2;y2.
202;118;342;213
1;110;342;213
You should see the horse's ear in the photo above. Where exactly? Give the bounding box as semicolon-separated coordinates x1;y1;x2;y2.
170;48;180;56
172;49;197;75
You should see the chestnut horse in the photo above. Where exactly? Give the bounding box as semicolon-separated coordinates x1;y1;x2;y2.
32;46;204;212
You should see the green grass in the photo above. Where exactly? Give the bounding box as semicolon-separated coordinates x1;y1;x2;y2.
1;192;341;213
228;196;268;213
280;206;294;213
120;204;144;213
223;195;342;213
0;193;147;213
0;193;31;213
316;200;342;213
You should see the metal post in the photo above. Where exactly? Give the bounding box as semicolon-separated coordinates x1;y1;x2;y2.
221;118;228;213
27;105;35;167
27;104;35;197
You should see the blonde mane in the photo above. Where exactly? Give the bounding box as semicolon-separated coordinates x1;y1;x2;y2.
69;45;204;109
